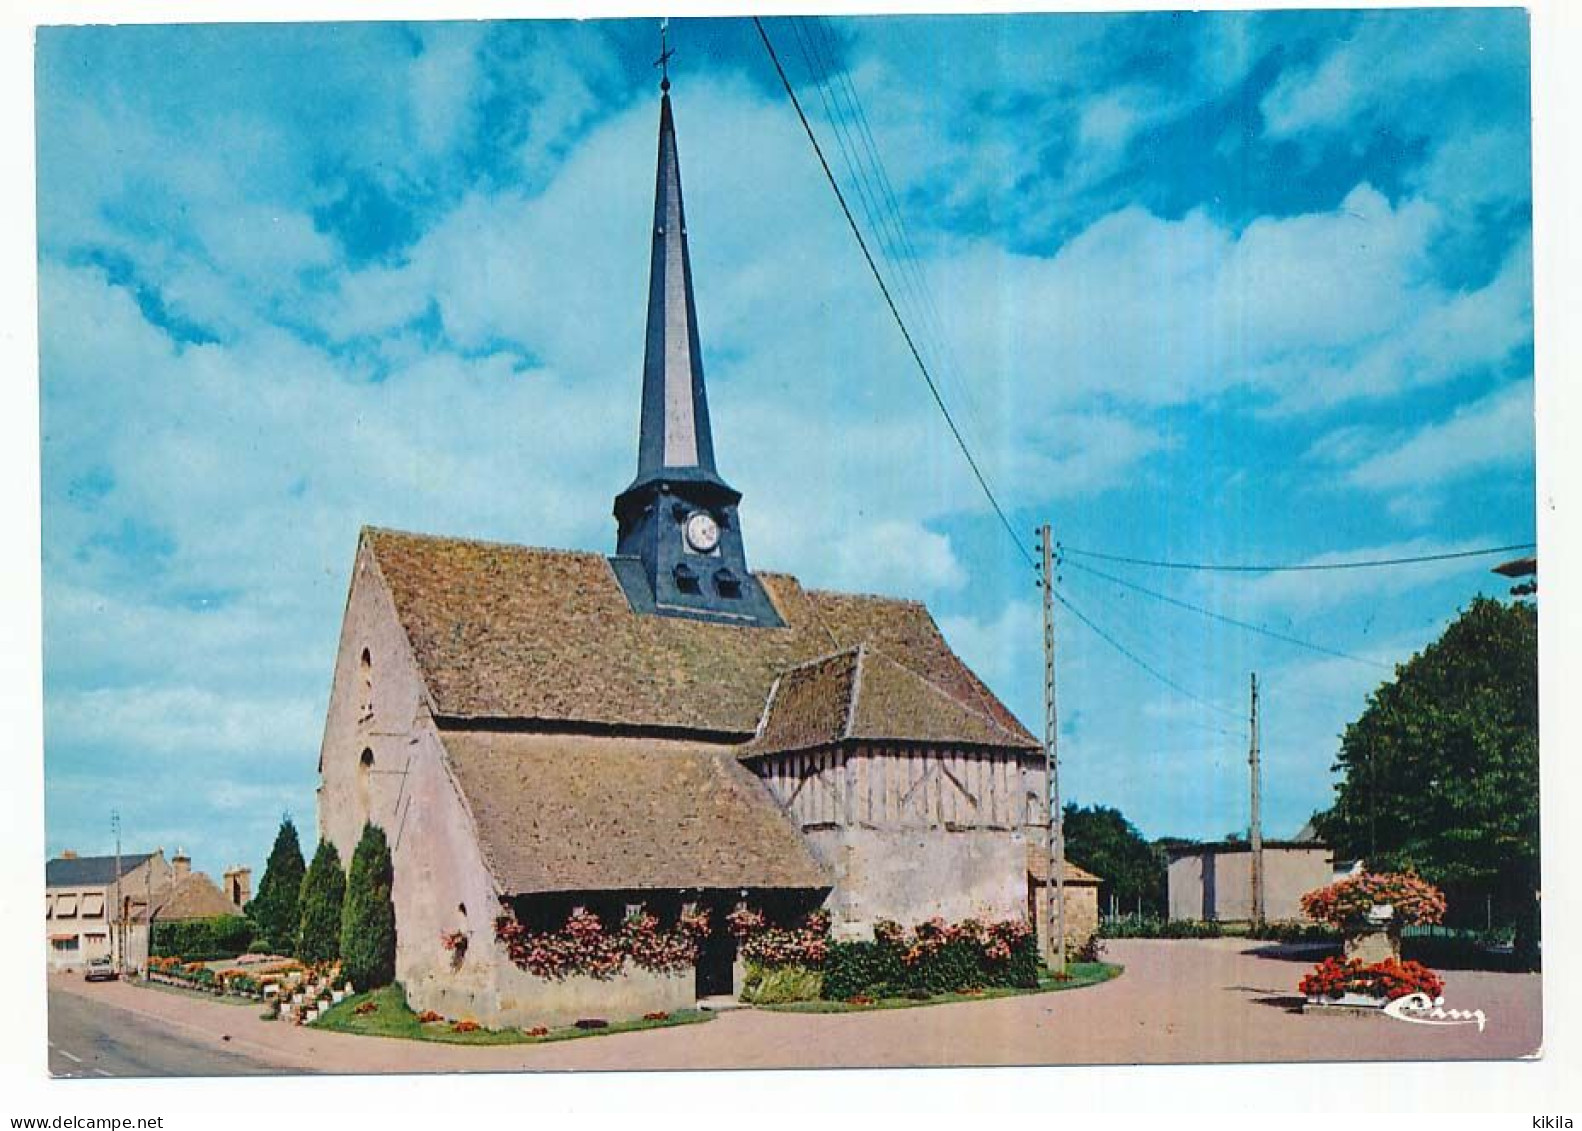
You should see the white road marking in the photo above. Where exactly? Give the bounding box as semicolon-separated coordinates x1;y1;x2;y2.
58;1049;83;1064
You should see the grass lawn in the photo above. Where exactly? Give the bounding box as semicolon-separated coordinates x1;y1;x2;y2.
758;961;1123;1014
312;984;714;1045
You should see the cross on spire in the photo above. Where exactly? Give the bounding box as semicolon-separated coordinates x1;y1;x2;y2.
655;17;675;90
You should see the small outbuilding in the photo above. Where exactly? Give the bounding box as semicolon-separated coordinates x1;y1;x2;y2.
1166;834;1333;923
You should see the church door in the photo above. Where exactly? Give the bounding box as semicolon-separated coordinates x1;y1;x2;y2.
694;921;736;999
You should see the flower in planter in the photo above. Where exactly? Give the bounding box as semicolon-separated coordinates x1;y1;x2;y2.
417;1010;443;1024
1298;956;1446;1001
642;1011;670;1021
524;1026;549;1038
846;994;875;1006
1300;873;1447;931
440;930;469;953
451;1020;481;1033
353;999;379;1016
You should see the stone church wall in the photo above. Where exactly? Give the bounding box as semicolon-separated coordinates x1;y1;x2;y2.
809;825;1027;937
317;543;509;1023
317;544;699;1027
754;745;1045;938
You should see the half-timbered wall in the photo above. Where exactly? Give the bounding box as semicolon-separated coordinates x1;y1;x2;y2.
751;744;1044;938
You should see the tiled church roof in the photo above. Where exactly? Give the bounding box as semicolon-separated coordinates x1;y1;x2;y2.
747;646;1036;756
366;527;1035;746
441;730;830;893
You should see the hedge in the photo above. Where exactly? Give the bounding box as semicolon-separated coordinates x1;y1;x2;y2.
820;934;1038;1001
151;915;254;961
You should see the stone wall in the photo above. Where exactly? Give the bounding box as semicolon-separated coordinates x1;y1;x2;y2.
1032;881;1100;958
808;825;1028;937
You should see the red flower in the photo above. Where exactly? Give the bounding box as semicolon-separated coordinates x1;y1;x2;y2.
1299;956;1445;1001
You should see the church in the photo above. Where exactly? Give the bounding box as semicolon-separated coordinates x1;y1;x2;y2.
315;75;1088;1028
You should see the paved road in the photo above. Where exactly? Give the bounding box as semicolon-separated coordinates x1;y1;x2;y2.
48;982;288;1078
45;940;1542;1074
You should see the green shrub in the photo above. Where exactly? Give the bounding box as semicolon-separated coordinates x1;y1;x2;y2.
340;822;397;990
1246;920;1341;944
819;932;1037;1001
296;839;346;965
821;940;906;1001
740;963;823;1004
249;816;306;954
151;915;253;960
1100;914;1223;939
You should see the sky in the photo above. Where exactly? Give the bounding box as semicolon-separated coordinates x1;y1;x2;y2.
35;10;1535;877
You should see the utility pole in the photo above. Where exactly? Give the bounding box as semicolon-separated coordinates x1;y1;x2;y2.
1248;673;1265;927
112;810;124;975
1038;524;1066;974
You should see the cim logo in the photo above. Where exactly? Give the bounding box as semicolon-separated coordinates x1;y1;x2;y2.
1382;992;1487;1032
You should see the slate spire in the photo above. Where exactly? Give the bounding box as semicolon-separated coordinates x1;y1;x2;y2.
631;85;723;490
609;73;782;630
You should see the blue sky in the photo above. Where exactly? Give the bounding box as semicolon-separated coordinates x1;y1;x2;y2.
36;11;1534;877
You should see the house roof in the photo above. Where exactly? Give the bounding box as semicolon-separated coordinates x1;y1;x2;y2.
365;527;1034;745
46;853;153;889
152;873;239;922
440;729;831;895
1163;840;1330;858
746;646;1036;756
1026;844;1102;885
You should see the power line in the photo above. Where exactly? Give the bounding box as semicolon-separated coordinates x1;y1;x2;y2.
1060;541;1537;574
1047;582;1244;728
1063;558;1393;670
756;17;1289;733
798;17;997;453
753;16;1035;570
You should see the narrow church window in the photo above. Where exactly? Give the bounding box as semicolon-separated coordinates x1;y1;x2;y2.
713;568;741;598
672;562;701;594
361;748;375;767
357;648;374;724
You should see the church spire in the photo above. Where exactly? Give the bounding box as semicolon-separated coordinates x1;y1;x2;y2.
633;72;721;486
609;52;782;630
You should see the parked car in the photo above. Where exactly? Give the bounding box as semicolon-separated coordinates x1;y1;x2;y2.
84;956;119;982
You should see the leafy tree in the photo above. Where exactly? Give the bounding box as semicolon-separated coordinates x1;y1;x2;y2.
1315;597;1538;965
248;815;305;955
295;839;346;965
1063;804;1167;916
340;822;397;990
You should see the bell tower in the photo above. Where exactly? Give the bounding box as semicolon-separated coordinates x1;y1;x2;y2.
609;68;782;628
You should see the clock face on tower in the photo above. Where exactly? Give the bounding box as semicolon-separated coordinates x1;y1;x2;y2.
683;510;720;554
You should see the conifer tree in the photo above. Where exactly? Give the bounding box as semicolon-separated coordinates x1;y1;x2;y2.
249;815;306;955
340;822;397;989
295;838;346;965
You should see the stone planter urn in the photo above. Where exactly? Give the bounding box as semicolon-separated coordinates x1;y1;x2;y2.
1343;903;1401;964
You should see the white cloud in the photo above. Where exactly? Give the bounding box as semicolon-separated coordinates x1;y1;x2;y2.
1347;381;1533;491
46;686;320;758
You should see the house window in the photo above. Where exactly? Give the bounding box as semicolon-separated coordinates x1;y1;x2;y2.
55;894;79;919
81;894;105;919
51;936;79;952
45;894;54;919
